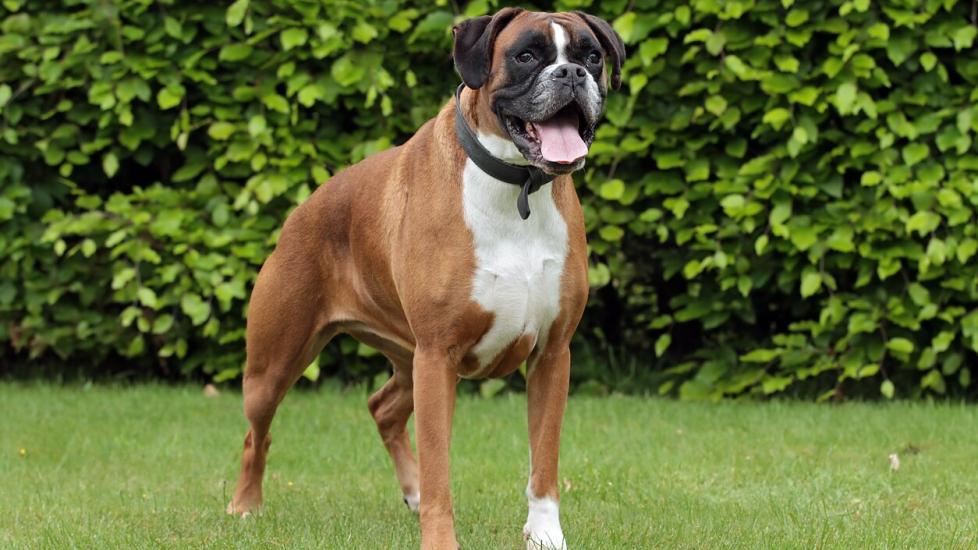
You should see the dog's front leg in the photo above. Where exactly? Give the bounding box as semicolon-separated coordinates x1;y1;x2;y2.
413;349;460;550
524;346;571;550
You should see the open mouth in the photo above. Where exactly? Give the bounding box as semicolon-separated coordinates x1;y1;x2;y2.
504;101;592;167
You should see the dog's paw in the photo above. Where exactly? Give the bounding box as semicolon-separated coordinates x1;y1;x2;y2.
523;524;567;550
523;496;566;550
226;500;260;518
402;491;420;513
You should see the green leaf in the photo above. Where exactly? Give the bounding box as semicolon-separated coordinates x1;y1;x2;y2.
409;11;453;42
800;269;821;298
920;52;937;71
262;94;289;114
737;275;752;297
247;115;266;136
881;379;895;399
705;95;727;116
137;287;158;309
762;376;792;394
886;338;914;354
102;152;119;178
906;211;940;235
297;84;321;107
226;0;249;27
723;55;749;79
754;235;769;255
835;82;857;114
0;84;11;108
331;54;366;87
921;369;946;394
741;349;781;363
207;122;236;141
156;85;184;110
953;25;977;51
280;28;308;51
655;333;671;357
599;179;625;200
785;8;808;26
860;171;882;186
302;359;320;382
762;108;791;130
112;268;135;290
826;227;854;252
705;31;726;55
152;314;174;334
685;158;709;182
788;225;819;251
613;12;636;43
180;293;211;326
789;87;819;106
902;143;929;166
599;225;624;241
219;43;253;62
388;10;418;32
352;22;377;43
80;238;96;257
720;194;745;215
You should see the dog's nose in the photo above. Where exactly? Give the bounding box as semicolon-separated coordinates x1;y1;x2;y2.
552;63;587;86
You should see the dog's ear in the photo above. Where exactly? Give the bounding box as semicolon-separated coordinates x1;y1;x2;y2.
573;11;626;90
452;7;524;89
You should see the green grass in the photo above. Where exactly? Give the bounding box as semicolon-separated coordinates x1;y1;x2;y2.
2;383;977;549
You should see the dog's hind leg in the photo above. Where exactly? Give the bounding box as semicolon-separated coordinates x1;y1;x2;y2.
227;252;333;517
368;362;420;512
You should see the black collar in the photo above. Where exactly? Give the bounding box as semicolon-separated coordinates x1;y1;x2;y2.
454;84;553;220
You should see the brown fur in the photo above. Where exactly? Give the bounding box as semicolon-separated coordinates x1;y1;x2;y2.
228;11;599;550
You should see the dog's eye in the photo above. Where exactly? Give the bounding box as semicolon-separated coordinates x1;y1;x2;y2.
515;51;535;63
586;51;602;65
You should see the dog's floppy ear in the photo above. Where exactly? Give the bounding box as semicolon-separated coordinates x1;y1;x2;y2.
452;7;524;89
573;11;626;90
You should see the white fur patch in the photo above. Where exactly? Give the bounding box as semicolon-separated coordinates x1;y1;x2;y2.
552;22;569;65
540;23;602;122
403;490;420;513
461;155;568;375
477;132;528;165
524;495;567;550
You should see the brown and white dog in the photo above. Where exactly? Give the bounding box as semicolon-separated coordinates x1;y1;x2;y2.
227;8;624;550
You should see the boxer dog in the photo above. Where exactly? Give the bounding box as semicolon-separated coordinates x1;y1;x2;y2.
227;8;624;549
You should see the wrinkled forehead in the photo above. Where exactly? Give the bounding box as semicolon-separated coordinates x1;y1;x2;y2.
492;11;599;59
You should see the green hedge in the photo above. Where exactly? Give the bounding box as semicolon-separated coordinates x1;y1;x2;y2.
2;0;978;399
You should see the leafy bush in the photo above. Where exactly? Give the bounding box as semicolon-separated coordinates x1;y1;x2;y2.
2;0;978;399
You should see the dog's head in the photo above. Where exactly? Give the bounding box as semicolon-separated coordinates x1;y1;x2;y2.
453;9;625;176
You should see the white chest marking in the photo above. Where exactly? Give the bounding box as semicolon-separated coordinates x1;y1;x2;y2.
462;158;568;373
476;132;527;165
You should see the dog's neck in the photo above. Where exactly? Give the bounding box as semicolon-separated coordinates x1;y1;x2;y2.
458;87;528;166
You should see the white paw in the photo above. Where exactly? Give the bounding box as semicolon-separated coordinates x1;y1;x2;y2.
403;491;420;513
523;524;567;550
524;496;566;549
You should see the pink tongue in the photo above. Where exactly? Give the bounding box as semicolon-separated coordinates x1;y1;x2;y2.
532;112;588;164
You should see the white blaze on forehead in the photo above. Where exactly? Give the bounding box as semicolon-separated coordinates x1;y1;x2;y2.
540;21;602;123
551;22;569;65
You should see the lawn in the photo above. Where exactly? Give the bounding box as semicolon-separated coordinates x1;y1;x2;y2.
1;383;976;549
